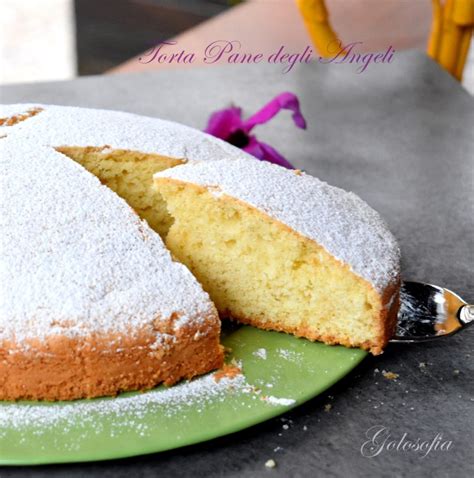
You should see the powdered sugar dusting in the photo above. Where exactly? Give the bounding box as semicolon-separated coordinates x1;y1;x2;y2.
263;396;296;406
0;139;216;342
0;103;253;345
277;348;303;363
0;372;244;434
155;159;400;293
0;103;252;161
253;348;267;359
0;368;296;441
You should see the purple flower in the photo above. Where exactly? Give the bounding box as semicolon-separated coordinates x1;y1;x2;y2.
204;92;306;169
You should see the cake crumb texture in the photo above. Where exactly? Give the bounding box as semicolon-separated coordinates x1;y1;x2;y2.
154;159;401;354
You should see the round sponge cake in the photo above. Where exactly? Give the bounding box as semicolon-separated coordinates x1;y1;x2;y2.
0;103;401;402
154;159;401;354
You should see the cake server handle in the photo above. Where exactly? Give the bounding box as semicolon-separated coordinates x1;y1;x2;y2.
390;281;473;343
458;304;474;326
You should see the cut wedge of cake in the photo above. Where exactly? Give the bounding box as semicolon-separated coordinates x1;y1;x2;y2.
154;159;401;354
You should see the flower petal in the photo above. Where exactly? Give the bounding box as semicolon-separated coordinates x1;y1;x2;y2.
241;136;264;159
243;92;307;132
243;137;294;169
204;106;243;140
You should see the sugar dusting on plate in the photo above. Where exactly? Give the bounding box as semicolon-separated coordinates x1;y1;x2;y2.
253;348;267;360
0;373;240;434
277;348;303;363
0;365;296;444
262;396;296;407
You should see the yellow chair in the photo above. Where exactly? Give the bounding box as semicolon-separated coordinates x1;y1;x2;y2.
428;0;474;80
294;0;340;58
295;0;474;81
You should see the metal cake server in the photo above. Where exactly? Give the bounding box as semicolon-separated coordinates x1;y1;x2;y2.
390;281;473;343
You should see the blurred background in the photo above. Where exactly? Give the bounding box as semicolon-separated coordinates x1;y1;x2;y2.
0;0;237;81
0;0;472;93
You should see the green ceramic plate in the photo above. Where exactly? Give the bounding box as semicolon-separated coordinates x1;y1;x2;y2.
0;325;366;465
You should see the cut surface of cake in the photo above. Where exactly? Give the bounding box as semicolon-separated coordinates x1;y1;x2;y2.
0;104;250;237
154;159;401;354
0;104;251;401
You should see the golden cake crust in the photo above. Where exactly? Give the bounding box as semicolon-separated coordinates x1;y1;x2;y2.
0;315;223;402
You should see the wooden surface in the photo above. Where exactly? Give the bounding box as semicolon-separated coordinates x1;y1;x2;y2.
111;0;432;74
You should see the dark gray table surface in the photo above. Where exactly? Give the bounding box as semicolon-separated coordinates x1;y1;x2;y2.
0;50;473;478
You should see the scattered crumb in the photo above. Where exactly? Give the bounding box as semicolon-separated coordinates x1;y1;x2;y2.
261;396;296;406
453;369;460;375
242;384;261;396
374;368;380;373
253;348;267;360
282;424;289;430
382;370;399;380
265;459;277;469
303;425;308;431
273;446;283;452
324;403;332;412
277;348;301;362
213;362;242;383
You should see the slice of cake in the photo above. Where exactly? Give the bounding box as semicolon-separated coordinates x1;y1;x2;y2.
154;159;401;354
